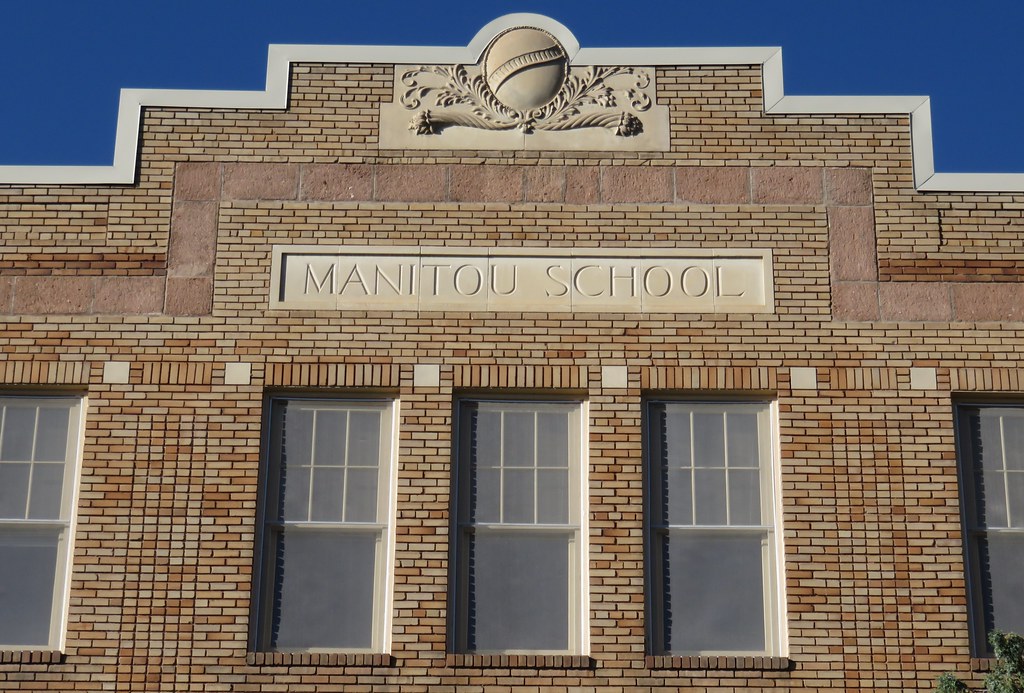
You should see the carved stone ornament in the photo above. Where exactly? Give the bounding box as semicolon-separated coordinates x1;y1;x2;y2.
377;25;669;151
401;27;650;138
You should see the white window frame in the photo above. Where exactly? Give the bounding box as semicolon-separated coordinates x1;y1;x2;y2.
955;402;1024;656
451;398;589;655
645;399;786;657
254;396;399;653
0;394;85;651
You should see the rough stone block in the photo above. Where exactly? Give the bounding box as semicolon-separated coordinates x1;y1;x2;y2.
222;163;299;200
13;277;94;314
832;281;879;321
300;164;373;201
450;166;524;202
826;168;873;206
829;206;877;281
174;162;221;201
565;167;599;204
676;167;749;204
878;282;952;321
752;167;824;205
93;277;165;314
375;164;447;201
601;167;673;203
168;201;218;277
0;277;13;314
165;277;213;316
525;168;567;203
953;283;1024;322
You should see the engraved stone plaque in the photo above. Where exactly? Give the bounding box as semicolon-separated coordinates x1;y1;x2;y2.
270;247;774;314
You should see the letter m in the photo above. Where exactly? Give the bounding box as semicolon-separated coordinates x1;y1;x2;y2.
304;263;337;295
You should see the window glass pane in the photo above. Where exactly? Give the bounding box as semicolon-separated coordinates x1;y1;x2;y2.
726;412;759;468
473;409;502;470
693;468;727;526
309;467;344;522
473;468;500;524
268;529;377;650
503;412;535;468
0;463;30;519
728;468;761;526
348;411;381;467
345;468;378;523
0;407;36;462
281;405;313;469
972;411;1004;471
663;409;691;469
1003;415;1024;471
536;412;568;469
1006;472;1024;528
975;470;1008;529
976;534;1024;641
468;532;569;652
0;528;61;648
34;408;69;463
313;410;347;467
692;412;724;468
279;462;310;522
536;469;568;524
658;532;766;653
502;468;535;524
28;463;64;521
664;467;692;526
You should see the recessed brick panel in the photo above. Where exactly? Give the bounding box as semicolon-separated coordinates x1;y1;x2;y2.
450;166;524;203
300;164;374;201
375;164;447;201
676;167;750;204
829;206;877;281
222;163;299;200
752;167;824;205
878;282;952;321
600;167;673;203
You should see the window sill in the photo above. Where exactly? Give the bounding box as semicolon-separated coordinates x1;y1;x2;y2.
971;658;994;672
645;655;790;671
246;652;394;667
446;654;594;669
0;650;63;665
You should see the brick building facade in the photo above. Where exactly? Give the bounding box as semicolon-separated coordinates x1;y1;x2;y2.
0;13;1023;691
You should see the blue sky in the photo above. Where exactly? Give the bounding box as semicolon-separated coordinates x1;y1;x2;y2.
1;1;1021;172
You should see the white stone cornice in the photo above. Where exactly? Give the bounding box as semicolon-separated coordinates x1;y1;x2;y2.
0;13;1020;191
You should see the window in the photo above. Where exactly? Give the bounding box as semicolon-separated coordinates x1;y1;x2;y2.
0;396;82;650
646;400;782;655
255;398;397;652
956;404;1024;654
453;400;586;653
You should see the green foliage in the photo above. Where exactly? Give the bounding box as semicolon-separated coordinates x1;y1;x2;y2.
936;631;1024;693
936;672;970;693
987;631;1024;693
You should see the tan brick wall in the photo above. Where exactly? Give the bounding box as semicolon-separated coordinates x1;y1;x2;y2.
0;57;1023;691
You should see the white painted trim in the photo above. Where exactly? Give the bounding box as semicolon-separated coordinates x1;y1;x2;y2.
0;13;1020;191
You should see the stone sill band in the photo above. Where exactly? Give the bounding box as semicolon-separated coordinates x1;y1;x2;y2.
645;655;791;671
0;650;63;664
